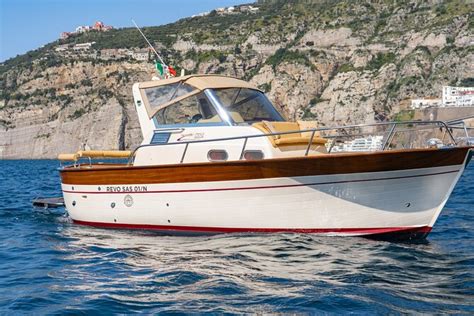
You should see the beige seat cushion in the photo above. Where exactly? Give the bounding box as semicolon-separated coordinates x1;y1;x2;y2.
252;121;326;148
297;120;322;138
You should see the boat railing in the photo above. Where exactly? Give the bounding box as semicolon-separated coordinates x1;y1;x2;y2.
128;120;457;165
447;115;474;142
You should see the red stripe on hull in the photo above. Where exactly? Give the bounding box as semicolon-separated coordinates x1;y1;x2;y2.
72;219;432;238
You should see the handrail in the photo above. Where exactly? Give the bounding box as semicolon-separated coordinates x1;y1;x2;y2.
127;120;457;165
239;138;248;160
447;117;474;139
447;114;474;124
382;123;396;150
305;130;317;156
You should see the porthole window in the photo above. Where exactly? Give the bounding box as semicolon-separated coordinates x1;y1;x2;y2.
208;150;228;162
243;150;264;160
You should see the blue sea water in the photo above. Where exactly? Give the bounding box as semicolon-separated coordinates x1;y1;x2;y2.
0;160;473;314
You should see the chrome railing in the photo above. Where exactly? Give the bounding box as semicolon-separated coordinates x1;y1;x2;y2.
127;120;457;165
447;115;474;145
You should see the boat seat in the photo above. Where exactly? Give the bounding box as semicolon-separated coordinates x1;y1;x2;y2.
252;121;327;149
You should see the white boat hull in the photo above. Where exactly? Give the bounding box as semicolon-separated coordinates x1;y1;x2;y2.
61;163;466;239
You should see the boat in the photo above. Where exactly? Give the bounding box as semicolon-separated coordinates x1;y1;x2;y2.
58;74;473;240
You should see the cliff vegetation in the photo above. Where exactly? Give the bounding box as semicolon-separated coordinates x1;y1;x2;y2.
0;0;472;158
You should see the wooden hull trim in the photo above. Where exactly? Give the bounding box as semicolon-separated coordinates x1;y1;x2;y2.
62;169;459;195
60;147;471;185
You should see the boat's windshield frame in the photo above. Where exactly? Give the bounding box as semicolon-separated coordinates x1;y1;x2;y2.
209;88;285;125
152;88;284;129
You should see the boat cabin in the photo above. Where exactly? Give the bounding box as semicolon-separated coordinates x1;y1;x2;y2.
130;74;327;166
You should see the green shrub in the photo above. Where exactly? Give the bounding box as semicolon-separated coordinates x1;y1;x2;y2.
367;52;396;70
266;48;313;70
69;108;86;119
80;79;93;87
98;87;113;99
258;83;271;92
459;77;474;87
394;110;415;122
435;5;447;16
338;63;356;73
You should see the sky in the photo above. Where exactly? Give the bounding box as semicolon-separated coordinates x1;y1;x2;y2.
0;0;251;62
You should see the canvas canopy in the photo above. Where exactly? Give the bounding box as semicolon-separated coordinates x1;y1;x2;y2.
138;75;261;118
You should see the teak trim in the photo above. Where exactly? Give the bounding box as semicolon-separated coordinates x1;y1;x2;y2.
60;147;471;185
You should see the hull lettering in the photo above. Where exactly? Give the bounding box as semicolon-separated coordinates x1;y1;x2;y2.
106;186;148;193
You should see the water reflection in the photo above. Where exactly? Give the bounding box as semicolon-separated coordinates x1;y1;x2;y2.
50;223;473;313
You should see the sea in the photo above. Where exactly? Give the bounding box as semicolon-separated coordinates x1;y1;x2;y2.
0;159;473;314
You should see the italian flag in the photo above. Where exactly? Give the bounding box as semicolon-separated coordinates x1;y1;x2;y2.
155;62;177;77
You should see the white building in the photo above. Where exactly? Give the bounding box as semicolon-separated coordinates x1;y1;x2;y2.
240;5;259;13
75;26;90;33
343;135;384;152
249;6;260;13
73;42;96;50
331;135;384;152
55;44;70;52
99;48;131;60
132;50;149;61
411;98;442;109
442;86;474;107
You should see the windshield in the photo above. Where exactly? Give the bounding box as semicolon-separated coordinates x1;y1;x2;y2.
153;91;222;126
212;88;284;124
141;82;198;118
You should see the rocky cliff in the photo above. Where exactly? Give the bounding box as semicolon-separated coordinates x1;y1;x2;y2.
0;0;473;158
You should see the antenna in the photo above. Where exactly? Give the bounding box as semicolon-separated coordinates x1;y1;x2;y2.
131;19;166;66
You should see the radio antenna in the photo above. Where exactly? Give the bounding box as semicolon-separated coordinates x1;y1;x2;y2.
131;19;166;66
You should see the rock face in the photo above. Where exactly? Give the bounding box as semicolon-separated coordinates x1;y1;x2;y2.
0;0;473;158
0;61;149;158
299;27;361;48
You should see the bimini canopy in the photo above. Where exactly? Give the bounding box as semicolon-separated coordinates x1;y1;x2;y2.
138;74;261;119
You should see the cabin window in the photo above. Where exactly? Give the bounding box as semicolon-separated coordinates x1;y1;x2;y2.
150;132;171;144
143;82;196;116
213;88;284;124
154;92;222;125
207;150;228;161
243;150;264;160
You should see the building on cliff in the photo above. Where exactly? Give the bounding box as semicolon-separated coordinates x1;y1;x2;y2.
73;42;96;51
131;50;149;61
411;97;442;109
331;135;384;153
60;21;113;39
411;86;474;109
442;86;474;107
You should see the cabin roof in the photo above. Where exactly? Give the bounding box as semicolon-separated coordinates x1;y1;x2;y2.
137;74;262;118
138;74;260;91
